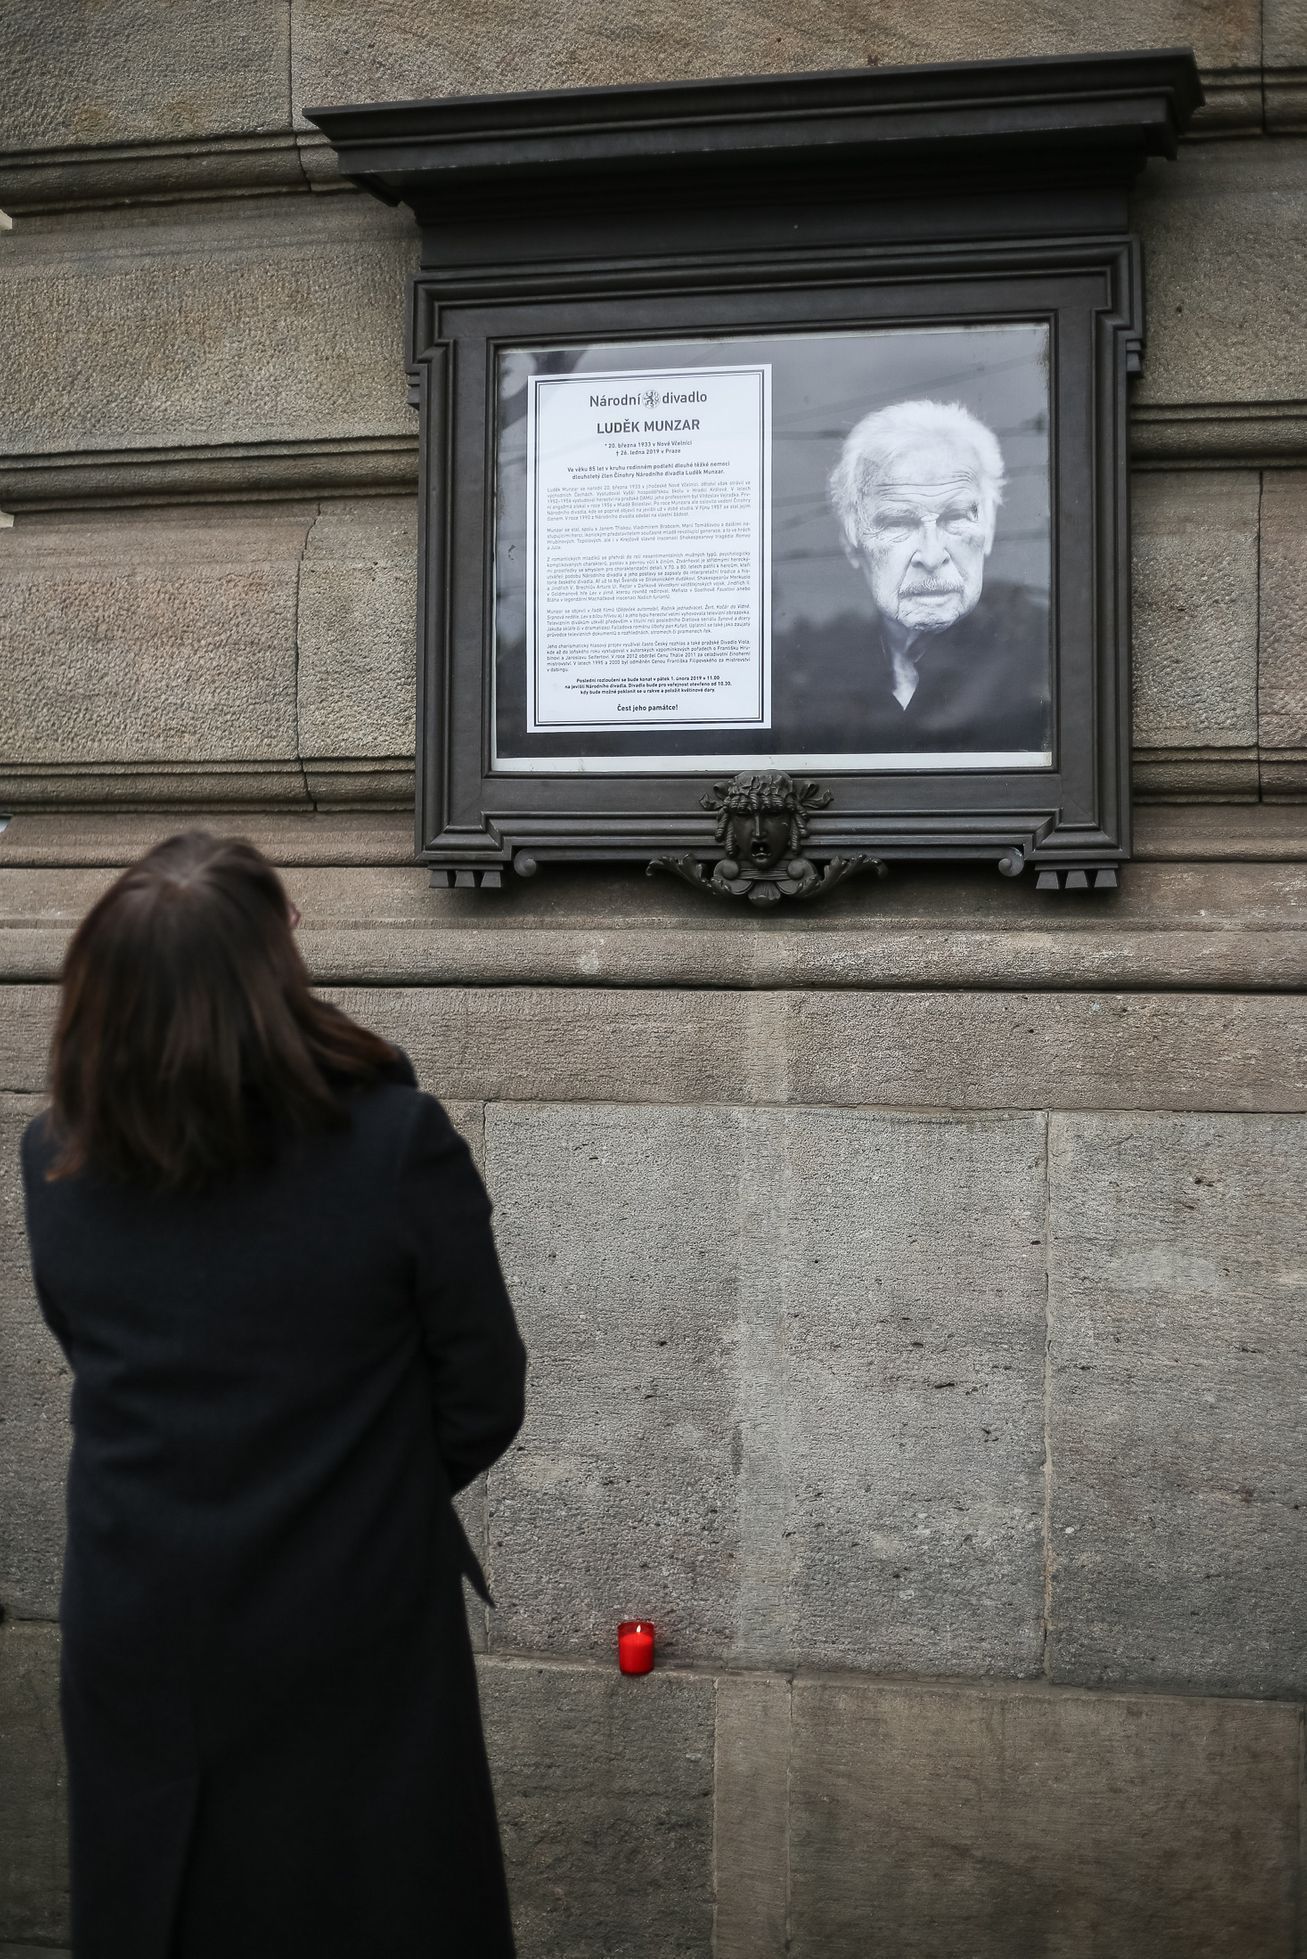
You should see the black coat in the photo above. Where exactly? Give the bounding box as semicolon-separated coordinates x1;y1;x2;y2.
21;1054;527;1959
775;580;1052;758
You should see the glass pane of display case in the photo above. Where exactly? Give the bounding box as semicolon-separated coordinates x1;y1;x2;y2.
492;323;1052;775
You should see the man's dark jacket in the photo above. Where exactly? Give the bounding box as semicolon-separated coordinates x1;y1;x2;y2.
22;1054;526;1959
777;579;1051;757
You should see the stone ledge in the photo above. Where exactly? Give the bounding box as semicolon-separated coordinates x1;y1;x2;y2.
1265;68;1307;131
0;764;1299;819
302;926;1307;994
0;132;334;215
1134;748;1261;801
0;763;312;811
0;811;417;867
1263;754;1307;798
9;410;1307;513
1;851;1305;993
1131;399;1307;466
0;762;413;812
0;436;419;512
2;804;1304;868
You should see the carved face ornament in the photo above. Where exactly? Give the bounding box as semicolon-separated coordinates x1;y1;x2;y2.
647;770;885;907
708;773;812;880
724;807;793;875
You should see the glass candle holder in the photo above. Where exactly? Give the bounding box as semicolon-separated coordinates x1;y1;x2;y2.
617;1620;655;1675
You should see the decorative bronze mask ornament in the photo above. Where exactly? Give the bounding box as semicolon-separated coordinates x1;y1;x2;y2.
648;772;887;907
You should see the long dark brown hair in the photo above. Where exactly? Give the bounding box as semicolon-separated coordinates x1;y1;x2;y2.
46;831;398;1191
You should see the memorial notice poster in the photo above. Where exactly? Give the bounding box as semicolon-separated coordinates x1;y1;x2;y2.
524;365;772;733
493;325;1053;773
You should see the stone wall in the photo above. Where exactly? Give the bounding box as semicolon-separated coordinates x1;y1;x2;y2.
1;5;1305;1955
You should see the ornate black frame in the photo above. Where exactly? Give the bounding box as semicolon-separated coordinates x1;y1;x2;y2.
308;52;1201;895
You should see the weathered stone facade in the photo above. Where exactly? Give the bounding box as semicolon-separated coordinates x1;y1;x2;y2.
1;5;1304;1954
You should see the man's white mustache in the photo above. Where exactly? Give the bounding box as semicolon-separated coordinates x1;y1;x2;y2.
901;578;963;596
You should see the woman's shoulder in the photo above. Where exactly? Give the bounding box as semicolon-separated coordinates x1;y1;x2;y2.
325;1045;421;1142
342;1063;485;1226
376;1044;418;1092
346;1050;468;1166
20;1107;55;1186
18;1109;84;1237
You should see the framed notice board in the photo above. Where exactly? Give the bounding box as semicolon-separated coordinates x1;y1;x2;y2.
309;52;1200;901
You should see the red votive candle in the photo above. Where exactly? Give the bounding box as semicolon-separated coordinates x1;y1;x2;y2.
618;1620;655;1675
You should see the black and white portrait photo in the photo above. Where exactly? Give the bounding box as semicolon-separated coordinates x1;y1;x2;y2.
821;396;1050;759
769;321;1053;768
492;320;1053;772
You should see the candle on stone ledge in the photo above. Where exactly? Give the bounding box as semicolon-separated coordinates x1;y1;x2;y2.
617;1620;655;1675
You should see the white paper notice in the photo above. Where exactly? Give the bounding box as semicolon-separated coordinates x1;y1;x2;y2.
525;365;771;732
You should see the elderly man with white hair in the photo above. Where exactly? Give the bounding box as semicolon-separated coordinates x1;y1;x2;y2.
816;396;1050;757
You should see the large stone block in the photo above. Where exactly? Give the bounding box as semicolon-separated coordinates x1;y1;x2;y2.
290;0;1258;122
788;1676;1299;1958
482;1104;746;1662
0;198;414;459
482;1104;1045;1673
0;992;54;1094
329;985;772;1106
478;1656;713;1959
761;1108;1046;1673
379;984;1307;1118
296;497;417;759
782;990;1307;1114
7;983;1307;1115
0;0;288;152
1135;141;1307;409
0;1096;69;1624
1265;0;1307;128
712;1673;788;1959
1258;471;1307;793
1047;1113;1307;1695
0;1623;68;1948
0;508;308;775
1131;471;1258;786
